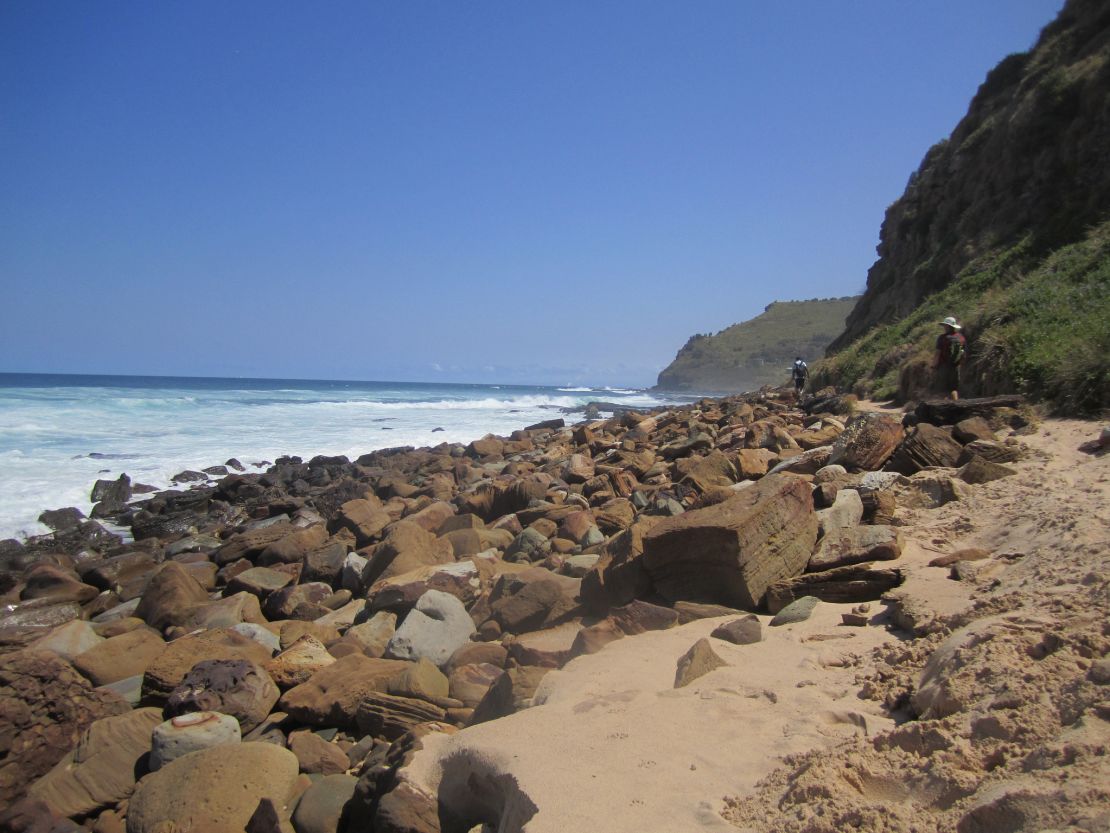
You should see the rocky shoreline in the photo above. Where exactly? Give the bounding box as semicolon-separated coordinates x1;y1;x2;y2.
0;387;1105;833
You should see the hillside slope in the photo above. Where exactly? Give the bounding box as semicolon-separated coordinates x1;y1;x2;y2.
822;0;1110;412
654;297;857;393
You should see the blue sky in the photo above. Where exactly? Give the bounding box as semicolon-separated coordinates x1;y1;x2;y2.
1;1;1065;387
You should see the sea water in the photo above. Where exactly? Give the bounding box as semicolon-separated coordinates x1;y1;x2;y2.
0;373;689;541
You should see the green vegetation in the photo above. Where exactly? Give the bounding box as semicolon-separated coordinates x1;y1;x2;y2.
655;297;858;392
818;220;1110;414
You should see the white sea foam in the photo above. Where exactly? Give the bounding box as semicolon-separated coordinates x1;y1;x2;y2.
0;377;691;541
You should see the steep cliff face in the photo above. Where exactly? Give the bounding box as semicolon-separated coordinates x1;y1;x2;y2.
830;0;1110;352
655;297;857;392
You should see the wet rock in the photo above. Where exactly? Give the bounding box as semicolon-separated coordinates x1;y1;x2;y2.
90;474;131;508
37;507;86;532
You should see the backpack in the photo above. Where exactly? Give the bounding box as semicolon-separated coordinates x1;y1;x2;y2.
792;360;808;380
947;335;966;366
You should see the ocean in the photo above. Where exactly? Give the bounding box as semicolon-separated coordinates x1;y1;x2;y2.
0;373;691;541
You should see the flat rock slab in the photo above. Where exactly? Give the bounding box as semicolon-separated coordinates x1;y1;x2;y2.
769;596;819;626
279;654;409;728
808;526;904;572
766;565;904;615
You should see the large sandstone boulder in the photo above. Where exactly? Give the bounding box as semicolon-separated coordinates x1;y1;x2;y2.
828;413;905;472
808;526;904;572
279;654;409;728
165;658;280;732
330;498;391;547
641;473;817;609
125;742;301;833
28;707;163;819
142;628;274;701
266;634;337;688
133;562;211;632
385;589;477;667
361;521;454;586
72;626;166;686
580;518;661;613
886;423;964;474
0;650;130;807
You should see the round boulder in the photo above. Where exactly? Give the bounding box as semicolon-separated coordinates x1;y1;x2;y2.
150;711;241;771
165;658;279;732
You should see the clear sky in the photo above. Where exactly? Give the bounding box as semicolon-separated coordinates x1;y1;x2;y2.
1;1;1065;387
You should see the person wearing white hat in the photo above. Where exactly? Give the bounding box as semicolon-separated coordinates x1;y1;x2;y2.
934;316;967;400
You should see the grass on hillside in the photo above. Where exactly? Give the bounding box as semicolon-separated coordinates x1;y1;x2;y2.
818;219;1110;415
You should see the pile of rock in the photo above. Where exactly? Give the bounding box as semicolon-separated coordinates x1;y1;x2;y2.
0;390;1025;832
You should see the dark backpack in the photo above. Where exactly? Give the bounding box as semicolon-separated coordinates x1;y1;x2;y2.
947;334;966;366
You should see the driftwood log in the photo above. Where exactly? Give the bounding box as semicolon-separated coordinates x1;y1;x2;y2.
765;564;904;614
914;395;1025;426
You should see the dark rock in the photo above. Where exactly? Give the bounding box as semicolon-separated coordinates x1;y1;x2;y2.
90;474;131;506
886;423;964;474
711;614;762;644
828;414;904;472
766;565;904;614
165;658;280;733
36;508;86;532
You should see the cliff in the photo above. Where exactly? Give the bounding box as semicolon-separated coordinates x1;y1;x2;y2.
654;297;857;393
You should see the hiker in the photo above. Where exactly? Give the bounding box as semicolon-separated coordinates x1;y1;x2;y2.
934;316;967;400
791;357;809;394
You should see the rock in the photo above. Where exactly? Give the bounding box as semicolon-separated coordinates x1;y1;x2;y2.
710;614;762;645
447;663;503;708
331;498;391;547
166;657;280;732
0;650;130;807
126;742;301;833
675;450;738;492
27;707;163;819
769;596;819;626
767;445;831;476
97;674;144;707
570;619;626;655
290;774;358;833
609;599;679;634
385;590;477;667
264;582;333;621
337;611;397;658
952;417;996;443
808;526;904;572
279;654;409;728
674;601;743;624
20;564;99;605
470;666;551;725
227;566;294;598
301;542;349;585
815;488;863;535
259;524;330;566
886;423;964;474
142;628;274;701
504;527;551;563
362;521;454;586
355;692;446;740
674;638;727;688
489;572;580;634
215;522;296;566
90;474;131;508
913;395;1026;427
266;635;337;689
894;471;972;508
561;453;595;484
0;598;82;630
506;622;582;668
642;473;817;610
580;518;660;613
735;448;776;479
72;626;165;686
928;547;991;567
387;657;450;702
150;711;242;770
133;562;211;632
341;552;369;593
956;439;1023;466
29;620;103;661
232;622;283;654
37;507;86;532
766;566;904;614
288;730;349;775
957;457;1018;484
189;591;268;630
828;413;904;471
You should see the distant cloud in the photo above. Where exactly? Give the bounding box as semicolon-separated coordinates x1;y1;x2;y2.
431;362;443;372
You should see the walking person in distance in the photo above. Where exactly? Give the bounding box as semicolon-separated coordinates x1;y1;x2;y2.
791;357;809;395
934;316;967;400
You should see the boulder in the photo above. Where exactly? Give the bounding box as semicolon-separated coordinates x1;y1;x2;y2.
288;730;349;775
815;488;863;536
361;521;454;586
828;414;904;471
710;614;762;645
133;562;211;632
336;611;397;658
609;599;679;634
447;663;504;708
258;524;330;566
952;417;996;443
642;473;817;610
506;622;582;668
165;657;280;732
215;522;296;566
886;423;964;474
769;596;820;626
355;692;446;740
227;566;294;598
149;711;242;771
266;635;337;689
808;526;904;572
263;582;333;620
142;628;274;701
387;657;450;702
125;742;301;833
27;707;163;819
301;542;349;585
957;457;1018;484
489;573;579;634
675;450;738;493
20;564;99;605
735;448;776;479
580;518;660;613
290;774;359;833
0;650;130;807
894;471;972;509
29;619;103;661
72;626;165;686
385;590;477;667
331;498;391;547
279;654;408;728
469;666;551;725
